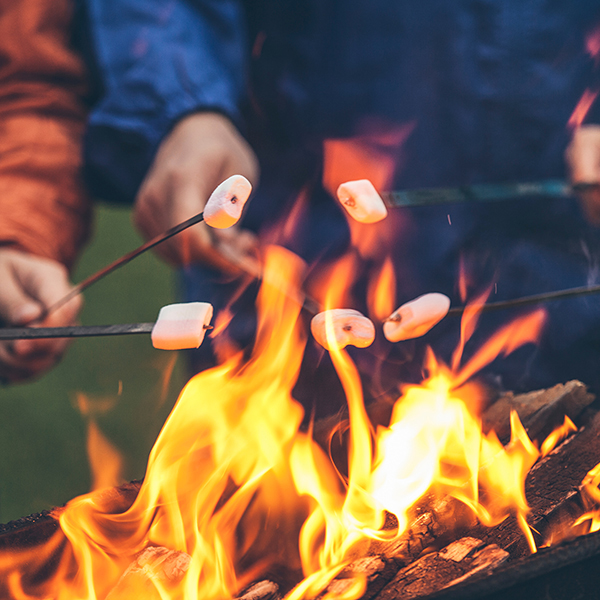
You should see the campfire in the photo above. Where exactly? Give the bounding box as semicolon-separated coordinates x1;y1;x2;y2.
2;243;600;600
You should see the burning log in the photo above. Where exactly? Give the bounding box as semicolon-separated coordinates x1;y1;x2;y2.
0;376;598;600
236;580;281;600
470;408;600;558
481;380;594;444
105;546;190;600
376;538;508;600
305;381;597;599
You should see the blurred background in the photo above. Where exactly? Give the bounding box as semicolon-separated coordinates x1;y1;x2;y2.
0;204;186;523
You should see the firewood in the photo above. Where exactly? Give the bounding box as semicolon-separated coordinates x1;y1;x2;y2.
316;497;474;600
105;546;190;600
236;580;281;600
481;380;594;443
375;537;508;600
471;408;600;557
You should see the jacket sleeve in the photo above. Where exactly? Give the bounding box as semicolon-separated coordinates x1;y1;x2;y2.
83;0;247;204
0;0;92;270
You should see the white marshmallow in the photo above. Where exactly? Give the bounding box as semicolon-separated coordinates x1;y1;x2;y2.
383;293;450;342
151;302;213;350
203;175;252;229
311;309;375;351
336;180;388;224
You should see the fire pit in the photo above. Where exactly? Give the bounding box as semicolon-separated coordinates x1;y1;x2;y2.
2;247;600;600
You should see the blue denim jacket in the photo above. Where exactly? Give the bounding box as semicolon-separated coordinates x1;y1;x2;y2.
79;0;600;407
80;0;600;199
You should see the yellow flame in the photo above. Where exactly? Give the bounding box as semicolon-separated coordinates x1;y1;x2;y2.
574;462;600;533
367;257;396;322
540;415;577;458
0;246;576;600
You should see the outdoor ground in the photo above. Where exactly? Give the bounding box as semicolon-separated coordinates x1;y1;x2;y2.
0;204;186;522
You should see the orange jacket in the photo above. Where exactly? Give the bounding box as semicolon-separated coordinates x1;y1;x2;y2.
0;0;91;270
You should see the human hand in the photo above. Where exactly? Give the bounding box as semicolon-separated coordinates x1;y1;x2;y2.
0;249;82;383
134;112;260;275
566;125;600;225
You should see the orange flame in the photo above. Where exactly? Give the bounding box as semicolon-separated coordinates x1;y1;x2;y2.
366;257;396;322
75;392;124;492
574;462;600;533
0;247;577;600
540;415;577;458
453;308;547;389
568;89;600;129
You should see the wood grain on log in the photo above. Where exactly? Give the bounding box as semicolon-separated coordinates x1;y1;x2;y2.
376;537;508;600
236;580;281;600
105;546;190;600
469;409;600;558
481;380;594;443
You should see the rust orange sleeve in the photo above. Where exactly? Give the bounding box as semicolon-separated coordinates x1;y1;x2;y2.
0;0;92;271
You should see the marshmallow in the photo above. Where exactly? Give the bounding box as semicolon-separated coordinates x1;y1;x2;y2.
311;309;375;351
151;302;213;350
203;175;252;229
336;180;388;224
383;293;450;342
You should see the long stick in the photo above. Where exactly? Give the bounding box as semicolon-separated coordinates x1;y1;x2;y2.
0;323;154;340
383;180;598;208
447;283;600;317
40;212;206;319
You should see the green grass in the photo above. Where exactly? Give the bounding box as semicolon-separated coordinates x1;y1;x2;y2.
0;204;186;522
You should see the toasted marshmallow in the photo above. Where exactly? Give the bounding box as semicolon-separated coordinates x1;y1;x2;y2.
383;293;450;342
336;180;388;224
151;302;213;350
203;175;252;229
311;309;375;351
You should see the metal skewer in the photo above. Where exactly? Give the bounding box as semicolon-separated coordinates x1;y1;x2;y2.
0;323;155;340
0;323;213;341
39;211;206;320
383;179;599;208
447;283;600;317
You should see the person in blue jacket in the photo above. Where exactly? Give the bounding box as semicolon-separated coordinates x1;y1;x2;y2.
72;1;600;414
5;1;600;417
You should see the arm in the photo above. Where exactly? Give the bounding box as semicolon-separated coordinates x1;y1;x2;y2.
566;125;600;225
0;0;91;382
83;0;259;271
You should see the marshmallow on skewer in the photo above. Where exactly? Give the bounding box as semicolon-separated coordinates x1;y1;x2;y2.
311;309;375;351
336;179;388;224
203;175;252;229
151;302;213;350
383;293;450;342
